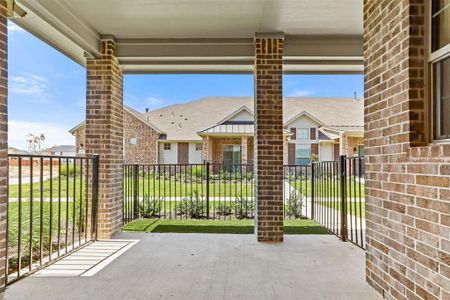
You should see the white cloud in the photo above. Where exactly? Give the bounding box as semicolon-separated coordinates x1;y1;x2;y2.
8;23;25;33
287;89;314;97
144;96;164;108
10;73;50;103
8;120;74;150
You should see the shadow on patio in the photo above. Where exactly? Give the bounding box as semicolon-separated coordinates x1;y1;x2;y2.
6;232;380;300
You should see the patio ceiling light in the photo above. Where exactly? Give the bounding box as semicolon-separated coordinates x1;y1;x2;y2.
7;0;27;18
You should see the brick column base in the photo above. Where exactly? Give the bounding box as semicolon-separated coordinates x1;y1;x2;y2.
85;38;124;239
254;34;284;242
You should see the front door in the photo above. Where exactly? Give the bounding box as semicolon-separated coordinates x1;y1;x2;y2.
177;143;189;164
223;145;241;172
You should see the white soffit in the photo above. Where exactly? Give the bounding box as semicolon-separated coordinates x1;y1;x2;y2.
13;0;364;74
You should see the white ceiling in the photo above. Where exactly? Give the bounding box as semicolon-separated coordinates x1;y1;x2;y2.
14;0;364;73
52;0;363;38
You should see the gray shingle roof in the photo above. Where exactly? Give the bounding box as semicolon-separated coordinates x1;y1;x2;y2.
146;97;363;141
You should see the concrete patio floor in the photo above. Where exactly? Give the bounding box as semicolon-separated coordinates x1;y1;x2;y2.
6;233;380;300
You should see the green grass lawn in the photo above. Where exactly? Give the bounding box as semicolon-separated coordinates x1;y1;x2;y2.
7;200;88;258
8;176;83;199
125;177;254;197
320;200;366;217
123;218;329;235
290;178;365;198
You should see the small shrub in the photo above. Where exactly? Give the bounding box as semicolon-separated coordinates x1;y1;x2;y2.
285;191;304;219
175;191;205;218
232;172;241;182
191;166;204;179
216;204;232;216
220;170;230;182
244;171;253;181
139;196;161;218
60;164;80;177
234;197;254;219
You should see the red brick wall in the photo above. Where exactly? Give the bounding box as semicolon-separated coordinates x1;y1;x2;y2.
0;1;7;294
364;1;450;299
254;35;284;242
123;111;159;164
209;137;253;163
85;39;123;239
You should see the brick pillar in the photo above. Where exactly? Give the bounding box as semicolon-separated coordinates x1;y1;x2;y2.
0;1;6;295
254;33;284;242
202;136;211;162
339;132;348;156
241;136;248;164
85;38;123;239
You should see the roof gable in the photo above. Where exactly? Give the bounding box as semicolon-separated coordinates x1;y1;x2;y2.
218;106;254;124
284;111;325;127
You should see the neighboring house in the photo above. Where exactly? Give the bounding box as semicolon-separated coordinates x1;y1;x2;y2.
43;145;76;156
69;106;163;164
8;147;29;155
70;97;364;166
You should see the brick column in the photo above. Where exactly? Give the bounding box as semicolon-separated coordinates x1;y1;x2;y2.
85;38;123;239
202;136;211;162
0;1;6;295
241;136;248;164
339;132;348;156
254;33;284;242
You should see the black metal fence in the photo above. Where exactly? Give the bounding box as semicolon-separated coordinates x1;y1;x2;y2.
123;162;255;222
123;156;365;249
311;156;365;249
6;154;99;284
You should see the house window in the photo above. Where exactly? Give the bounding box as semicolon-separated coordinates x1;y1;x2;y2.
296;128;309;140
431;1;450;140
163;143;171;150
295;144;311;165
129;137;137;145
195;143;202;151
223;145;241;171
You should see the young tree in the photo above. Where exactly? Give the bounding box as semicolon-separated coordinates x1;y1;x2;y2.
26;133;46;153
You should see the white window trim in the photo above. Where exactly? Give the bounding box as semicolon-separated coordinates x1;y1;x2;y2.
296;128;310;141
163;143;171;150
295;144;311;164
429;1;450;142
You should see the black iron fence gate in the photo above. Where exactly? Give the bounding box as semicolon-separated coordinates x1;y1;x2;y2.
123;155;365;248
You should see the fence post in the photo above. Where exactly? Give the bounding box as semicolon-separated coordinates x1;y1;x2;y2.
91;155;100;240
340;155;347;242
133;164;139;220
206;161;210;219
311;163;315;220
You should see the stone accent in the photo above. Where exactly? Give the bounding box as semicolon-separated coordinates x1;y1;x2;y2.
0;1;6;295
74;126;85;154
364;1;450;299
241;136;248;164
123;111;159;164
85;39;123;239
201;136;211;162
254;35;284;242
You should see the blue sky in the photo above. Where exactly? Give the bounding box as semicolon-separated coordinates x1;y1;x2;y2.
8;21;363;149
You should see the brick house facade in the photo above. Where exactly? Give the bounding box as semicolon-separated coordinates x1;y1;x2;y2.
71;106;161;164
364;1;450;299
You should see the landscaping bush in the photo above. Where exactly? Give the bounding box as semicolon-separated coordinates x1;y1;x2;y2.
216;204;232;216
175;191;206;218
191;166;204;179
285;191;304;219
139;196;161;218
60;164;80;177
233;197;254;219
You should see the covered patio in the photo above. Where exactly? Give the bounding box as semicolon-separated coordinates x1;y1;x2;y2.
6;233;379;300
3;0;449;299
